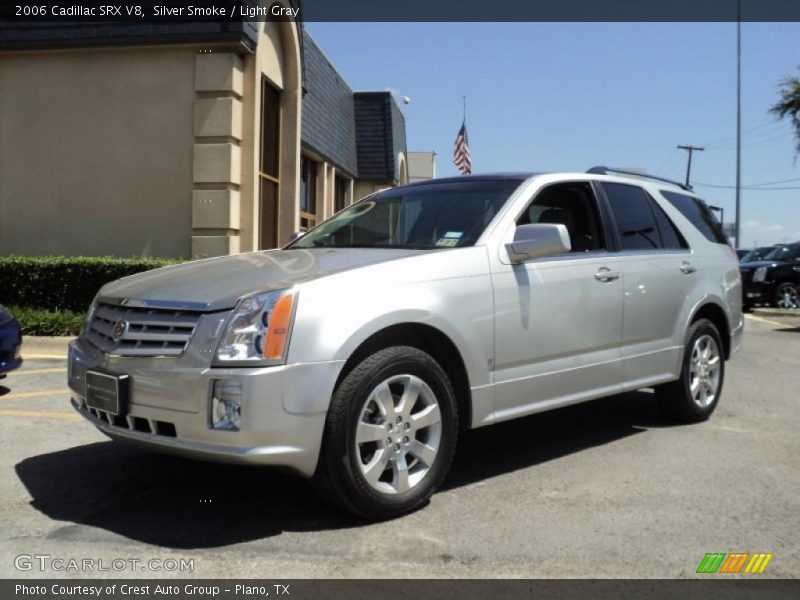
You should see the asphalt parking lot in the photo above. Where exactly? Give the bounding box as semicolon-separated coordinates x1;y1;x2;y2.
0;316;797;579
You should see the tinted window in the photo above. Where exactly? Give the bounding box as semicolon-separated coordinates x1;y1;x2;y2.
647;193;688;250
517;183;606;252
661;191;729;245
763;245;800;262
602;183;661;251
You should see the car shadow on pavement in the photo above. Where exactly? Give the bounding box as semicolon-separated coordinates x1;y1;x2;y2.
442;390;666;490
15;390;670;548
15;442;357;549
774;326;800;333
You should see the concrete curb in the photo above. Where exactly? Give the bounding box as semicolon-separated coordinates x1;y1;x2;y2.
21;336;73;359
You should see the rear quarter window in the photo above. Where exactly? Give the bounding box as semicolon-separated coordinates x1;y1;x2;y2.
660;191;729;245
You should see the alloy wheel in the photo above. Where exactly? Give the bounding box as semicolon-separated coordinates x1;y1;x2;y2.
689;334;721;408
354;374;442;495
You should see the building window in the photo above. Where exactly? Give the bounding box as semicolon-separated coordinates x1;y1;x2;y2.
299;156;317;230
259;78;281;249
334;174;349;213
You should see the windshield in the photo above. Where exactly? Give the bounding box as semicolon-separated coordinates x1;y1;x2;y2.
741;247;774;263
286;180;523;250
763;245;800;262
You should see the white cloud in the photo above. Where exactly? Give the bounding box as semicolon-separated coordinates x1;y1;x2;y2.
740;219;796;247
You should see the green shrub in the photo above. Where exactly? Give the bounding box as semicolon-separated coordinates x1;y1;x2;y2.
10;305;85;336
0;256;182;313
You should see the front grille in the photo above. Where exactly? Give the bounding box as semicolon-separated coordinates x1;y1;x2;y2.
85;302;202;357
739;268;753;283
78;400;177;438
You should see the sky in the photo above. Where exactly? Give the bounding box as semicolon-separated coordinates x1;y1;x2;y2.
306;22;800;248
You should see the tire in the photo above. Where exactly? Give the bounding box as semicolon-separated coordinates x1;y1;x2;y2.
654;319;725;423
774;282;799;309
313;346;458;520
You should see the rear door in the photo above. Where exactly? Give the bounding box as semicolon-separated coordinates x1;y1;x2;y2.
599;182;700;388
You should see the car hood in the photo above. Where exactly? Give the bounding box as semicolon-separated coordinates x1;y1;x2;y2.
97;248;427;311
739;260;785;269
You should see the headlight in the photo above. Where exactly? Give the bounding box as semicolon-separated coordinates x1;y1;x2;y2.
752;267;768;283
214;288;297;366
81;301;97;335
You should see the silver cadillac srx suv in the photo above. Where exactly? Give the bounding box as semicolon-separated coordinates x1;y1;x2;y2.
68;168;743;519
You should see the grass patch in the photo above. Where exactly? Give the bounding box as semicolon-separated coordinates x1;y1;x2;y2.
10;305;84;337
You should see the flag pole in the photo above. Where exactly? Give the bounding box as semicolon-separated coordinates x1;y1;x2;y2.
463;96;466;123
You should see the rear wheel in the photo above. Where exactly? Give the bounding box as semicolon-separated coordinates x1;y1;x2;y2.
313;346;458;520
774;282;799;309
655;319;725;423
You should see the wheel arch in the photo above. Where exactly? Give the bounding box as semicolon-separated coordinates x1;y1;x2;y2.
689;301;731;360
335;322;472;435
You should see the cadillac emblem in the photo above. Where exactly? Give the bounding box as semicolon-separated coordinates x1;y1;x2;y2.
112;319;129;341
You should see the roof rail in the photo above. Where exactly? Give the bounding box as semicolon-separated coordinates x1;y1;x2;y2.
586;166;693;192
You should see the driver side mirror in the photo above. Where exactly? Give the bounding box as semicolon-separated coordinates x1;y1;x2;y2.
506;223;571;264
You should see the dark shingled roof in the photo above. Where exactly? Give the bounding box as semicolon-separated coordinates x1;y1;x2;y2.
354;92;407;183
300;30;358;178
0;21;261;52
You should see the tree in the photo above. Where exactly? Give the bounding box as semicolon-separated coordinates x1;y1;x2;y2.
770;69;800;155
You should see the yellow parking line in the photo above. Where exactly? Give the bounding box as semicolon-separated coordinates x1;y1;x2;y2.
0;409;79;420
21;354;68;360
745;314;790;328
0;389;69;400
4;368;66;377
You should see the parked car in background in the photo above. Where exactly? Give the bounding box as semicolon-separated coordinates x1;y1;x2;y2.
739;245;778;263
67;168;742;519
736;249;751;261
740;242;800;309
0;304;23;378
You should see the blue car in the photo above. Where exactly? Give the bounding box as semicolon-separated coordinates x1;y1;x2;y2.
0;303;22;377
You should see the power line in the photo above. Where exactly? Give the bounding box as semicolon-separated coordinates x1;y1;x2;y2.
746;177;800;187
693;181;800;190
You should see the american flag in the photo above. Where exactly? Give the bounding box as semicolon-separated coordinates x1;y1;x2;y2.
453;121;471;175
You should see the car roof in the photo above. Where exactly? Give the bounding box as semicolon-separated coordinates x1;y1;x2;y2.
400;171;692;194
400;172;541;188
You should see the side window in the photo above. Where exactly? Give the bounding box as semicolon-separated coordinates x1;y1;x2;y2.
646;193;689;250
661;191;729;245
601;183;661;251
516;182;606;252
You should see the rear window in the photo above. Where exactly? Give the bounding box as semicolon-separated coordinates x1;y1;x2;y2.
602;183;661;251
660;191;729;245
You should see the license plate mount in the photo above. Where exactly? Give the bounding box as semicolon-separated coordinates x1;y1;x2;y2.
85;370;129;417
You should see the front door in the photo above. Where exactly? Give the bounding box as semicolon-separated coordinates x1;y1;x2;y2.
490;181;624;422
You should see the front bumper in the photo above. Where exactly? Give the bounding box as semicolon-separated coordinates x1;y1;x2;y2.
68;340;344;477
742;281;776;306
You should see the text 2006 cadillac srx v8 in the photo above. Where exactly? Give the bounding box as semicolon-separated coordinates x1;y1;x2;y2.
69;170;742;519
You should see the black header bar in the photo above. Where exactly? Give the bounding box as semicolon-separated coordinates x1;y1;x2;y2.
1;0;800;23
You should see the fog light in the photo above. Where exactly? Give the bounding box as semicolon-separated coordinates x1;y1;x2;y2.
211;380;242;431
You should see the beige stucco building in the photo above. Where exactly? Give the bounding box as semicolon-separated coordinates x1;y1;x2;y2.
0;12;413;259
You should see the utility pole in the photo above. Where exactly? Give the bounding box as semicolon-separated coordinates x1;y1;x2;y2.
734;0;742;248
677;144;704;187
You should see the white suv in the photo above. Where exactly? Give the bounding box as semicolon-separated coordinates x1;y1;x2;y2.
68;168;743;519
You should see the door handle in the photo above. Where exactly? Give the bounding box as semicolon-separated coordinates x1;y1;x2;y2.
680;261;697;274
594;267;620;282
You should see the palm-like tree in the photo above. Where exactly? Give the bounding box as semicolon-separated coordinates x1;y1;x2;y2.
771;69;800;154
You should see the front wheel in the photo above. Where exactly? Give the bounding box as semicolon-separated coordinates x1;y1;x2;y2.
655;319;725;423
313;346;458;520
774;282;799;309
